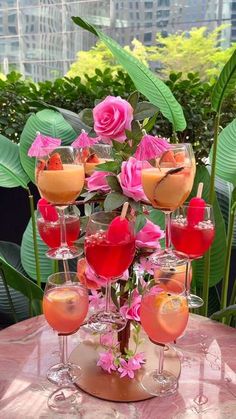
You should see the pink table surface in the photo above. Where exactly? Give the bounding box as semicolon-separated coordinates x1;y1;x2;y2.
0;314;236;419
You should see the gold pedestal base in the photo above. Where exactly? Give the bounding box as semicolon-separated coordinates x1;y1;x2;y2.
69;335;181;402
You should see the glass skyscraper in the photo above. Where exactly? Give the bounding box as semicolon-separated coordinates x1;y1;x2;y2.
0;0;232;81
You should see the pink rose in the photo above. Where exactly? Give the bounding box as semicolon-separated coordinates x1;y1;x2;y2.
118;157;150;202
136;219;164;249
93;96;133;142
87;171;111;193
120;289;141;322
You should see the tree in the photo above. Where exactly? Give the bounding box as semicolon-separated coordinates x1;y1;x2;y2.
147;26;236;80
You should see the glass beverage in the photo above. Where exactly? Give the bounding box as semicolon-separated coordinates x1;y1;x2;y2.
141;143;195;265
43;272;89;412
85;211;136;333
35;146;85;259
83;143;113;176
140;278;189;396
171;204;215;308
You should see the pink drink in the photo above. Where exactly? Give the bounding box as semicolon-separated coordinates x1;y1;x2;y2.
37;216;80;248
85;231;135;280
43;285;88;334
140;289;189;344
171;219;215;259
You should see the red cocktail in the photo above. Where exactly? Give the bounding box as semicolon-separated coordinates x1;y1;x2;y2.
38;216;80;248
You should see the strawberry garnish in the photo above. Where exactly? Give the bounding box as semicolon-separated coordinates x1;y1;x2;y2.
38;198;58;222
86;153;100;164
47;153;63;170
82;148;90;162
159;150;176;166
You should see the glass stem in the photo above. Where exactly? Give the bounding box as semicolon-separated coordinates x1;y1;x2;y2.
105;281;111;315
158;345;164;375
57;207;68;248
185;259;191;297
60;335;68;366
164;211;171;251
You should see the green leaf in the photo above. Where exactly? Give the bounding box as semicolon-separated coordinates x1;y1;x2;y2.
135;214;147;233
78;108;94;127
211;49;236;112
19;109;78;183
134;102;159;120
104;192;127;211
211;304;236;321
72;17;186;132
190;166;226;287
210;118;236;186
142;113;158;133
214;175;236;248
21;213;54;283
95;161;121;174
0;135;30;188
0;241;43;301
106;175;122;193
127;91;139;110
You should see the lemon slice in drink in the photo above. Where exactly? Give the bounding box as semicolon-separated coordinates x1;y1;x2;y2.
48;288;77;303
156;294;188;336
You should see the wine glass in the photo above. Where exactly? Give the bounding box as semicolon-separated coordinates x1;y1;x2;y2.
37;201;80;253
140;278;189;397
35;146;84;260
154;259;192;293
43;272;88;412
171;204;215;308
84;211;136;333
83;143;113;177
141;143;195;266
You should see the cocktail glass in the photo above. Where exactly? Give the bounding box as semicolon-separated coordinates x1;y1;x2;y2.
154;259;192;292
43;272;88;412
35;146;84;260
85;211;136;333
140;278;189;396
141;143;195;265
83;143;113;176
171;204;215;308
37;202;80;251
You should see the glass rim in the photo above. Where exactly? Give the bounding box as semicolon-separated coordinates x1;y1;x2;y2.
47;269;85;286
177;203;213;209
88;210;123;226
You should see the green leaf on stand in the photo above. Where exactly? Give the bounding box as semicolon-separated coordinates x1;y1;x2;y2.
21;213;54;283
211;49;236;112
82;191;99;203
134;102;159;120
78;108;94;128
127;91;139;110
84;203;92;216
210;118;236;186
72;16;186;132
0;135;30;188
142;113;158;133
135;213;147;233
104;192;127;212
214;175;236;248
190;165;226;287
95;161;121;174
0;241;43;301
19;109;77;183
106;175;122;193
211;304;236;321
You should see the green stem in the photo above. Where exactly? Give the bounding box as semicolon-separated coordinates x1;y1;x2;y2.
230;278;236;306
220;207;236;312
27;189;41;289
0;266;17;323
201;111;221;317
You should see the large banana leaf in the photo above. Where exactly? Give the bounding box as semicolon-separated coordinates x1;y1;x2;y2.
0;241;43;301
19;109;77;183
214;175;236;248
210;118;236;186
191;166;226;287
211;49;236;112
21;213;53;283
0;135;30;188
72;17;186;133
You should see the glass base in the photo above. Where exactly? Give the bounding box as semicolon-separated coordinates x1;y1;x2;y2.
48;386;82;414
141;369;178;397
187;294;204;309
150;249;187;269
47;362;82;386
87;310;127;334
46;245;80;260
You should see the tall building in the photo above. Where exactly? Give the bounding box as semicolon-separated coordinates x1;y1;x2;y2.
0;0;232;81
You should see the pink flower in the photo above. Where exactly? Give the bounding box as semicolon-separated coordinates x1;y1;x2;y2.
27;132;61;157
136;219;164;249
77;258;108;290
120;289;141;322
87;171;111;193
118;358;141;379
133;352;146;365
97;350;116;374
134;134;170;161
89;290;105;311
138;257;155;275
118;157;150;202
93;96;133;142
72;130;99;148
100;332;118;348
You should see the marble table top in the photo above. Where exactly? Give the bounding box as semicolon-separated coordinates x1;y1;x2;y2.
0;314;235;418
